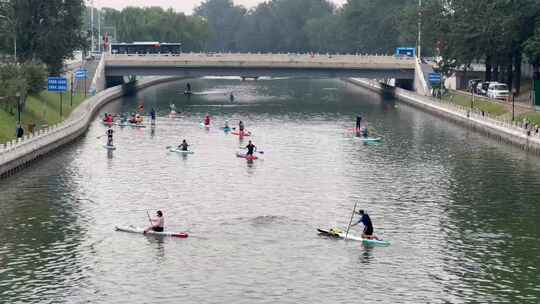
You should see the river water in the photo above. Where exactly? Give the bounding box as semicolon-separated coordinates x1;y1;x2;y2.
1;78;540;303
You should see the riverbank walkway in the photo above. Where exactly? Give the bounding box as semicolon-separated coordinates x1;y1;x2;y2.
348;78;540;153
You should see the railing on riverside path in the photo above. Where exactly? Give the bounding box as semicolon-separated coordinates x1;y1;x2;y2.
395;85;540;142
352;78;540;143
0;76;176;169
0;53;115;167
0;84;124;166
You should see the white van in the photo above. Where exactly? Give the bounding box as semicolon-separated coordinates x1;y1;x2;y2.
487;82;510;100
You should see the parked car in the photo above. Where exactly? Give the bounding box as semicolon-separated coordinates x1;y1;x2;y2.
476;82;489;95
487;82;510;100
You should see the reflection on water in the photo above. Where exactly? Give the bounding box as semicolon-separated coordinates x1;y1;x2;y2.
1;78;540;303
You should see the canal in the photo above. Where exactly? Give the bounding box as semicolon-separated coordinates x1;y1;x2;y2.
1;78;539;303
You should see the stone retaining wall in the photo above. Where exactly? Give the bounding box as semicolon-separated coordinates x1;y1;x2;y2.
0;76;180;179
346;78;540;154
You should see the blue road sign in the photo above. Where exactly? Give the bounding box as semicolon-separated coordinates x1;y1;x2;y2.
75;69;88;79
428;73;441;84
48;77;68;92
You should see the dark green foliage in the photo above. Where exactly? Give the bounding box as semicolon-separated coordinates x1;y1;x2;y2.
100;6;209;51
0;0;87;74
20;63;47;95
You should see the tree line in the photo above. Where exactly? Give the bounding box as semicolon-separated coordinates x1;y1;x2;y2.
416;0;540;93
1;0;540;97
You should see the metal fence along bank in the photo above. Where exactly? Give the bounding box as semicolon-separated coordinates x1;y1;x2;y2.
0;76;177;179
347;78;540;154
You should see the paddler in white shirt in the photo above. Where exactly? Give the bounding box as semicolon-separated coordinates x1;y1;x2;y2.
144;210;165;233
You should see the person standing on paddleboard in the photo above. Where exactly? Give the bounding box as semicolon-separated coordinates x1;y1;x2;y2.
150;108;156;123
245;140;256;157
186;83;191;92
204;114;211;126
239;120;245;135
106;127;114;146
356;115;362;133
144;210;165;233
351;210;376;239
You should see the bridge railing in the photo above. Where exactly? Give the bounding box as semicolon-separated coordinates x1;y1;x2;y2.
107;52;415;64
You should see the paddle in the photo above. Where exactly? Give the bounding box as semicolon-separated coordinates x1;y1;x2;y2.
146;210;153;227
345;202;358;240
238;146;264;154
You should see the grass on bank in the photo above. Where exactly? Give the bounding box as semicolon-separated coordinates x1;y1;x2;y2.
0;91;88;143
442;91;508;116
517;112;540;126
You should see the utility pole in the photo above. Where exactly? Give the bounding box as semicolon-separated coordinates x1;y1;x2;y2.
90;0;94;54
417;0;422;59
97;1;101;53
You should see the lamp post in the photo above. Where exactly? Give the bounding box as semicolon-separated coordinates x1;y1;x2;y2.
471;87;475;110
512;89;516;121
15;92;21;124
417;0;422;59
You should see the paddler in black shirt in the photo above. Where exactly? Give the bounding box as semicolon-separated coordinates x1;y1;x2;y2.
245;140;256;156
351;209;378;240
106;127;114;146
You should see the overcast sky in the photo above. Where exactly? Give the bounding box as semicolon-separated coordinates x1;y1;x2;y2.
93;0;347;14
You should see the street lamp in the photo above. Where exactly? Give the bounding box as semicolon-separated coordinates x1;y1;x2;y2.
512;89;517;121
417;0;422;59
15;92;21;124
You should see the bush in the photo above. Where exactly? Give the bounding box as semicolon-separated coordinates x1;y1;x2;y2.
20;63;47;95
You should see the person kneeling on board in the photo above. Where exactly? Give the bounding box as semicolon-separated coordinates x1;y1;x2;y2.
361;124;369;138
144;210;165;233
245;140;256;157
178;139;189;151
351;210;378;240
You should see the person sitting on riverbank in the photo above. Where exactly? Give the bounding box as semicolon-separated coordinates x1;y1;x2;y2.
144;210;164;233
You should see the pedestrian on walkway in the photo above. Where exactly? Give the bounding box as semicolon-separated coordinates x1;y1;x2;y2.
16;124;24;138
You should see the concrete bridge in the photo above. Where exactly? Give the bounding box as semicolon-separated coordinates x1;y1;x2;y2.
104;53;416;80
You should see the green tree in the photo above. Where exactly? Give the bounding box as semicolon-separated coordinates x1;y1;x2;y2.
194;0;246;51
2;0;87;74
100;6;209;51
